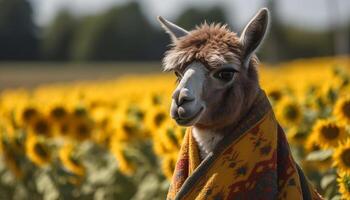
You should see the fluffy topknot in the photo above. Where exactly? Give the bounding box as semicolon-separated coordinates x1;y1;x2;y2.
162;23;242;71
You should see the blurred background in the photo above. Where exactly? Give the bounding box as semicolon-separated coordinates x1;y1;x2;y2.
0;0;349;88
1;0;350;199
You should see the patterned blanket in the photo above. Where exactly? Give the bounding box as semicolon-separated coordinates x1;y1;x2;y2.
167;91;323;200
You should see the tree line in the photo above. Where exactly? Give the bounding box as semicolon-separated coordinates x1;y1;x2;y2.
0;0;348;62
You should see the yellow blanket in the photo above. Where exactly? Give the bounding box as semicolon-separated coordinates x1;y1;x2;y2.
167;92;323;200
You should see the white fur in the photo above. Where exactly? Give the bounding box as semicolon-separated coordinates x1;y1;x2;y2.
192;127;224;159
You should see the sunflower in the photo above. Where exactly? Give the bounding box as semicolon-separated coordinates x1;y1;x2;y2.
47;105;68;122
164;125;181;150
304;134;333;171
153;120;179;156
175;126;186;145
16;105;40;127
303;86;326;111
89;99;107;110
25;134;51;167
110;143;135;175
333;139;350;173
286;127;308;145
157;123;181;154
70;117;93;141
266;87;283;103
59;143;86;176
153;133;168;156
276;97;302;126
55;117;71;137
161;153;177;180
90;106;110;130
153;120;184;156
28;116;53;138
334;95;350;124
337;171;350;200
144;92;164;107
114;118;140;142
311;119;347;149
145;106;168;134
305;134;321;152
72;107;88;119
90;108;113;144
126;105;146;122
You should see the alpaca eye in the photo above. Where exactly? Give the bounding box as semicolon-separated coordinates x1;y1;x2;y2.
214;69;236;81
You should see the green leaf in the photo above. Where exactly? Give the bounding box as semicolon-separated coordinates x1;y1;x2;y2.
320;174;336;189
306;149;333;161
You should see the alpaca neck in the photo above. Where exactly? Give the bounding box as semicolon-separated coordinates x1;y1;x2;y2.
192;127;223;159
192;89;260;160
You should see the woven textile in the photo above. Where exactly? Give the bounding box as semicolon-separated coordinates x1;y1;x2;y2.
167;91;323;200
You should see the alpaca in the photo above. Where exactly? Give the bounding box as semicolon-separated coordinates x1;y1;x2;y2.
159;12;263;159
158;8;323;200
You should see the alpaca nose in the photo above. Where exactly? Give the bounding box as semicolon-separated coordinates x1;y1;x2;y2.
175;88;195;106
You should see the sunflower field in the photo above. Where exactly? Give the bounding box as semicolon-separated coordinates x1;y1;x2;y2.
0;57;349;200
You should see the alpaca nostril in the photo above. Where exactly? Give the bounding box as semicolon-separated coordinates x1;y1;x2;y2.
178;107;186;116
178;88;194;106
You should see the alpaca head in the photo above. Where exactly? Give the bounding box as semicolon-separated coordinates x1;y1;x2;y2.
158;8;269;130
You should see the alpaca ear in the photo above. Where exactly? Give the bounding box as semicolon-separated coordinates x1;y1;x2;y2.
239;8;269;66
157;16;189;42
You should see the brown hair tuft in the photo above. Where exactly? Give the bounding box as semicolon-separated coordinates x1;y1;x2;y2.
163;23;242;71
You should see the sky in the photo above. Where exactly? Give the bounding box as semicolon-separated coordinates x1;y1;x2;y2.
30;0;350;31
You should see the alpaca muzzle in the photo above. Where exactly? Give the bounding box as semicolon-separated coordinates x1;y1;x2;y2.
170;62;206;126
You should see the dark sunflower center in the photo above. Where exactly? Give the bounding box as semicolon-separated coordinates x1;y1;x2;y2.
22;108;38;122
268;90;282;101
134;110;144;120
77;123;90;136
123;124;136;135
60;123;69;135
155;113;166;126
34;120;50;136
341;149;350;167
293;130;307;140
74;108;87;118
321;125;339;140
51;107;66;120
152;95;162;105
34;143;49;158
311;143;320;151
284;104;299;120
128;107;145;120
342;102;350;118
